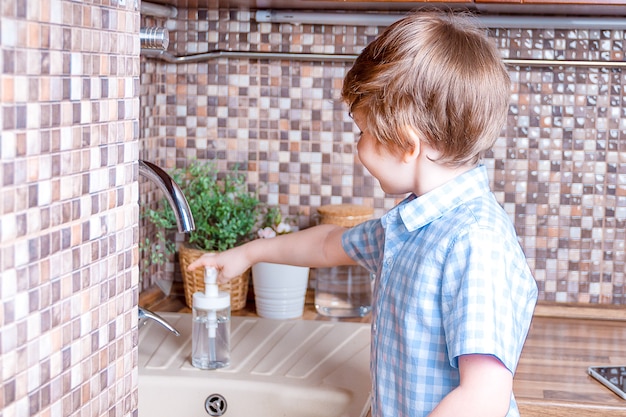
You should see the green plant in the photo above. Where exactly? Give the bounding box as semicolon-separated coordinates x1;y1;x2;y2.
142;161;262;257
139;231;176;269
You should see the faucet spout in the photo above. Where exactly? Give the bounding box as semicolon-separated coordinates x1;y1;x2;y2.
138;307;180;336
139;160;195;233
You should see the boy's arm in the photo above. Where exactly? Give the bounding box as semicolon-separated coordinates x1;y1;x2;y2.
428;354;513;417
187;224;356;282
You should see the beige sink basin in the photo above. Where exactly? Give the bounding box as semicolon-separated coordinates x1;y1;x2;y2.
138;313;371;417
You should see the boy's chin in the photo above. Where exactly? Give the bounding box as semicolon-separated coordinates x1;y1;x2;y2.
380;183;411;197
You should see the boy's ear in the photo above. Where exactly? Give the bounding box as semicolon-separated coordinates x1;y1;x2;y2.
400;126;421;163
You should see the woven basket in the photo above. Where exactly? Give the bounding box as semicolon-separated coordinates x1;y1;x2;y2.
317;204;374;227
178;243;249;311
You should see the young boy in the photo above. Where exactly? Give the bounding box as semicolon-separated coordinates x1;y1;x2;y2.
189;11;538;417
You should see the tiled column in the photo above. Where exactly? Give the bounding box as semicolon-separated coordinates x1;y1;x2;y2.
0;1;140;416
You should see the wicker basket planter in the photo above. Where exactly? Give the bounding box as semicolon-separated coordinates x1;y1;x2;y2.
178;243;249;311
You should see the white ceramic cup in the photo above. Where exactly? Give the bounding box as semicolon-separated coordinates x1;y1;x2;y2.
251;262;310;319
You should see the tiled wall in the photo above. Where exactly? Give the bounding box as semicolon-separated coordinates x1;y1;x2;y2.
140;10;626;305
1;1;139;416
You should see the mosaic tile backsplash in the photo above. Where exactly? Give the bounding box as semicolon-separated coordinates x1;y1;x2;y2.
140;10;626;306
1;0;140;416
2;2;626;417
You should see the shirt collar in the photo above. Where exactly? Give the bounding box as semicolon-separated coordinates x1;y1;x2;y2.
390;165;492;232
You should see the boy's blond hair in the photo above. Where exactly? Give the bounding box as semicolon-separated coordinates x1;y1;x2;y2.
342;11;510;166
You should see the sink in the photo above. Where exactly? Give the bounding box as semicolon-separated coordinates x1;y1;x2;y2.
138;313;371;417
139;375;352;417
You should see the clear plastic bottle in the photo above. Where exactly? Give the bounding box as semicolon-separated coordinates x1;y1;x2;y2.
191;267;230;370
191;303;230;369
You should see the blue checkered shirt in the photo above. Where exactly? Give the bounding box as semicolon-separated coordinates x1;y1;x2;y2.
342;165;538;417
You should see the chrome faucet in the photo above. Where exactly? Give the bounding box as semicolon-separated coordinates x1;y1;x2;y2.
138;307;180;336
139;160;195;233
138;159;196;336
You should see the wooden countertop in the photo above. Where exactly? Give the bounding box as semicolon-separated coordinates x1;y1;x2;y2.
515;317;626;416
140;284;626;416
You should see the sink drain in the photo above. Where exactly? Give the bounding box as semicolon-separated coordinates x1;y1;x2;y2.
205;393;227;416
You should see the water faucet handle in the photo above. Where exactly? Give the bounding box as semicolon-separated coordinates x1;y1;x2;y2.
138;306;181;336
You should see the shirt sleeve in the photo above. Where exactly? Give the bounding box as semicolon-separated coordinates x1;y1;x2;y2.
341;218;385;276
441;225;537;374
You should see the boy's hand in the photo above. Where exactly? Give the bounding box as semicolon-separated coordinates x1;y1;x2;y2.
187;246;252;284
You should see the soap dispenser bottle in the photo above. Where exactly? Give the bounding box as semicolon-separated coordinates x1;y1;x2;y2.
191;267;231;369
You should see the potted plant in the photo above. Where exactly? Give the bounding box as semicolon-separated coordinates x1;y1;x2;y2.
255;206;298;238
251;207;311;319
142;161;262;310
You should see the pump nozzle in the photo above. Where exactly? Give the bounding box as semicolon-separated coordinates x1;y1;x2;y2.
205;266;219;298
204;267;219;339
